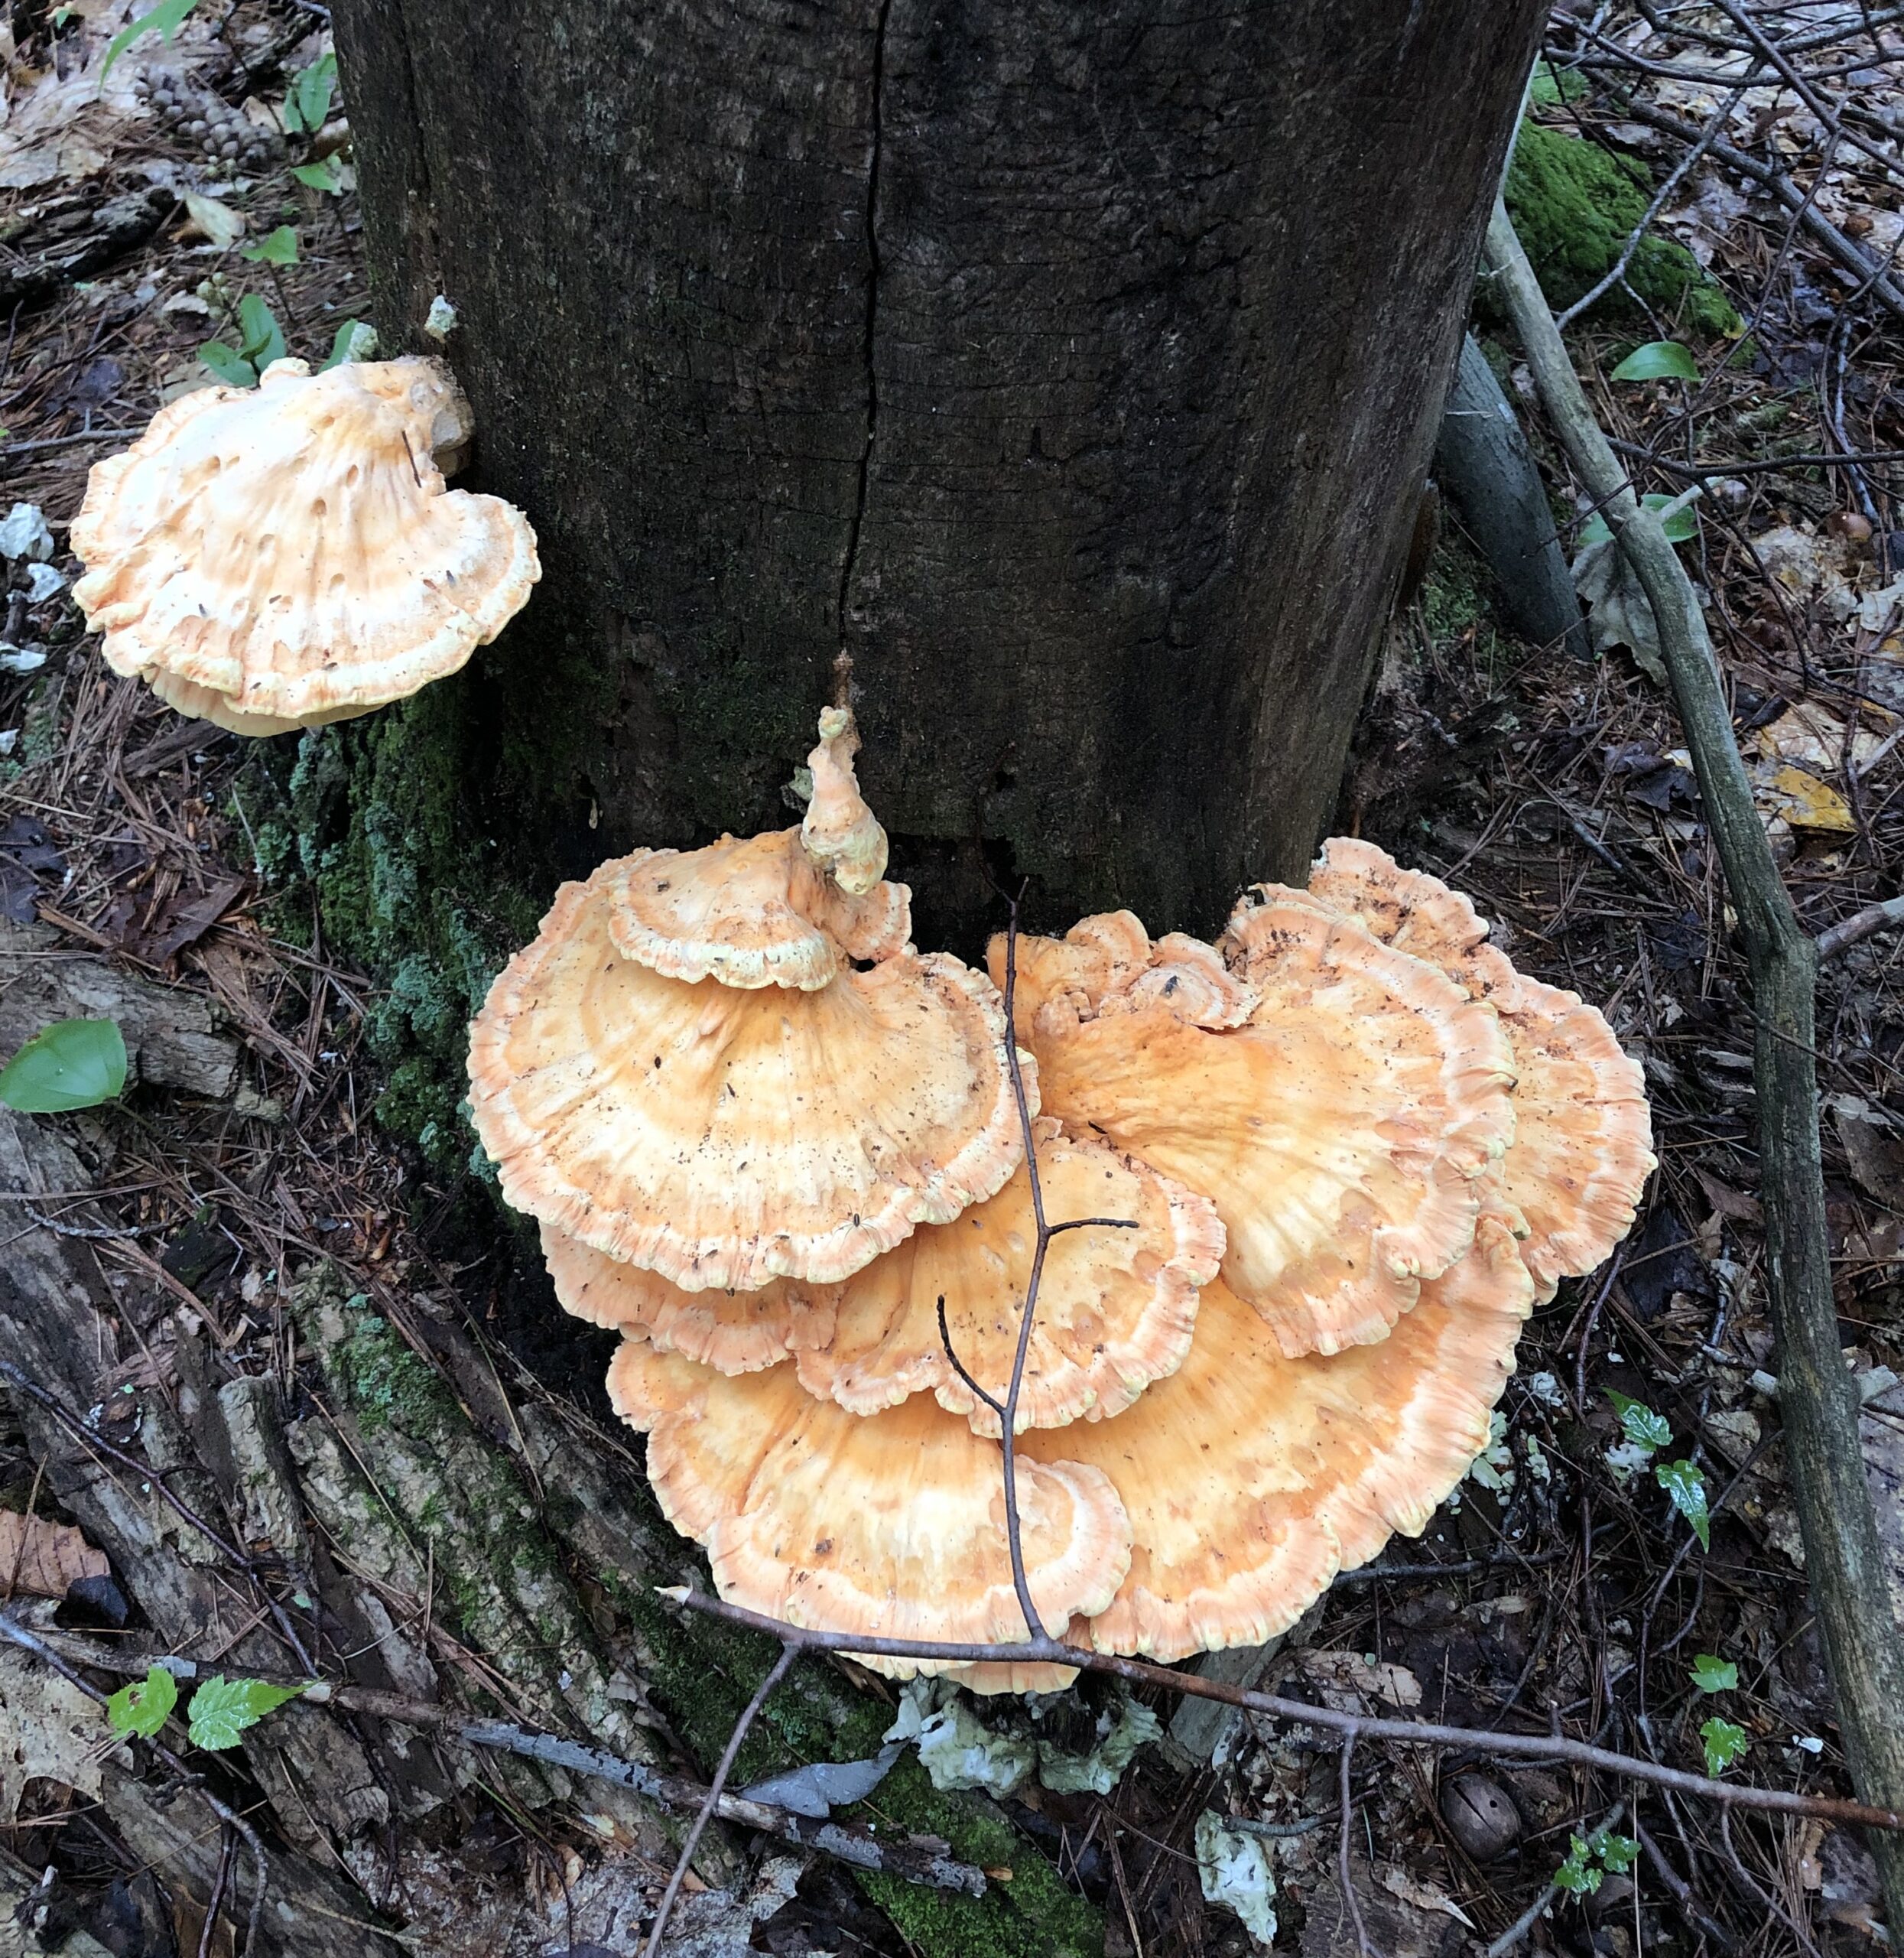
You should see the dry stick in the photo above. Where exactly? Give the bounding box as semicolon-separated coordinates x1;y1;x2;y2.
642;1642;797;1958
665;1591;1904;1832
1816;893;1904;958
1481;197;1904;1934
1484;1800;1627;1958
1610;98;1904;320
1337;1738;1378;1958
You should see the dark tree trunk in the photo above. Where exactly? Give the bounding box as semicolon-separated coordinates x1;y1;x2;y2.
326;0;1543;967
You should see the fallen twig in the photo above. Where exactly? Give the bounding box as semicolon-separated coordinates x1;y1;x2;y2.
1482;195;1904;1931
1816;894;1904;959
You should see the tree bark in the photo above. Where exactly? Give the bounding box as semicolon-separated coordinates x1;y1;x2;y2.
329;0;1545;946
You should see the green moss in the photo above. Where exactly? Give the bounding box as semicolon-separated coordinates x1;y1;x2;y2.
1503;123;1743;337
323;1290;465;1438
856;1758;1103;1958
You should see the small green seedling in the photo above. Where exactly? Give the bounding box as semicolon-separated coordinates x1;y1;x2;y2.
1607;1389;1672;1454
1656;1457;1711;1549
199;294;286;385
1611;341;1699;383
281;51;337;135
1701;1716;1750;1776
186;1675;309;1751
291;155;347;194
100;0;197;80
239;224;298;268
0;1018;128;1112
1579;493;1698;549
320;319;377;370
106;1664;178;1739
1690;1655;1739;1694
1555;1827;1640;1895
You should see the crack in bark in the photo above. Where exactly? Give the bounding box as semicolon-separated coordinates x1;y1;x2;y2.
837;0;892;653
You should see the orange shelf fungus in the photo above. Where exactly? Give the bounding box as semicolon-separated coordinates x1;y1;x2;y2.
477;734;1652;1682
468;709;1025;1293
607;1340;1131;1680
996;896;1516;1358
70;356;539;732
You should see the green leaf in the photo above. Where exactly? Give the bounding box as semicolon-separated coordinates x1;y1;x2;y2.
239;224;298;267
0;1019;128;1113
99;0;198;81
1691;1654;1739;1694
186;1675;309;1751
1611;340;1700;383
234;294;286;369
1701;1716;1749;1776
282;50;336;134
1657;1458;1711;1549
1606;1389;1672;1455
291;155;346;194
106;1664;177;1739
198;340;257;386
1553;1836;1602;1895
1598;1833;1640;1875
1580;493;1698;550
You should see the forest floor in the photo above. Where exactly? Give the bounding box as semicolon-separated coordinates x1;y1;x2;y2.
2;2;1904;1956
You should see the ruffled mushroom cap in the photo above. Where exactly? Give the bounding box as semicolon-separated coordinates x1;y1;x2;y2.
601;830;910;991
1022;1205;1533;1662
1011;900;1514;1358
992;912;1253;1033
794;1118;1225;1435
801;706;889;896
468;859;1026;1290
70;356;538;729
1279;839;1655;1301
607;1340;1131;1680
541;1221;834;1373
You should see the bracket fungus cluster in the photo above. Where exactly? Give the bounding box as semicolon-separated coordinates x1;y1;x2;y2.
469;727;1655;1687
70;356;538;733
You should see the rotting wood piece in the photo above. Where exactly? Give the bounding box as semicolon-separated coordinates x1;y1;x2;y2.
0;917;240;1098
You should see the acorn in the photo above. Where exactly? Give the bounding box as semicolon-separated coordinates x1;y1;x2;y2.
1441;1773;1522;1859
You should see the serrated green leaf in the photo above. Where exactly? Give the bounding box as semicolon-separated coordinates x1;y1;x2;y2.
106;1664;177;1739
187;1674;309;1751
1579;493;1698;551
1611;340;1699;383
1598;1833;1640;1875
99;0;197;81
0;1018;128;1113
291;155;346;194
1606;1389;1672;1455
1691;1654;1739;1693
198;340;257;386
234;294;286;369
239;224;298;268
1701;1716;1749;1776
1657;1458;1711;1549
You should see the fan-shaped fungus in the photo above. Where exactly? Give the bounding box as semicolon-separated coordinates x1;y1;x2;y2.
469;708;1025;1291
607;1339;1131;1679
70;356;538;731
996;897;1516;1358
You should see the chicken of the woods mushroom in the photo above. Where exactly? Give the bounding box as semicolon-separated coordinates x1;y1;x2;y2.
470;720;1654;1688
70;356;539;733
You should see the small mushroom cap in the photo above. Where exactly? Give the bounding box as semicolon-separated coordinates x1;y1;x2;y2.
607;1340;1131;1678
1019;901;1514;1358
541;1220;836;1373
1022;1207;1532;1662
1290;840;1655;1300
601;828;910;991
794;1118;1225;1434
71;356;538;727
801;706;889;895
467;860;1026;1290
